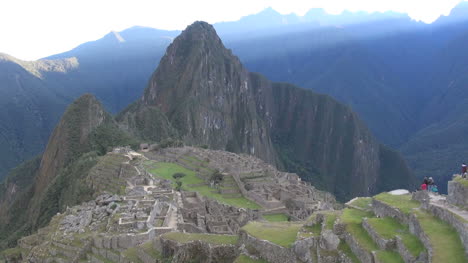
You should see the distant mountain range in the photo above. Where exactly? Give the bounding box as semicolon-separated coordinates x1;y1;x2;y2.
1;2;468;193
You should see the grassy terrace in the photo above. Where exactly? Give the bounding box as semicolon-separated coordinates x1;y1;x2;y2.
338;241;360;263
324;211;339;230
341;208;378;251
376;251;405;263
413;209;466;263
122;247;143;263
263;213;289;222
367;217;425;257
348;197;372;211
298;223;322;239
162;232;239;245
454;176;468;187
242;221;303;248
146;162;261;209
373;193;420;214
234;254;268;263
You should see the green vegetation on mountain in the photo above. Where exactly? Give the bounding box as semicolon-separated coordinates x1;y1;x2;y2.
0;94;139;250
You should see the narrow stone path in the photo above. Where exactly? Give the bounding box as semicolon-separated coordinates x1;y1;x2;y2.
429;194;468;221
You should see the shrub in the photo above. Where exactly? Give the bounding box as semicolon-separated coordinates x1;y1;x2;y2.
172;173;186;180
175;181;183;191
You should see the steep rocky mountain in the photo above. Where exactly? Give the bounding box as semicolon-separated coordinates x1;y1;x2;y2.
0;94;136;249
120;21;415;201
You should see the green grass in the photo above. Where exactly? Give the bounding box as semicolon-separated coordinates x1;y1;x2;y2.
367;217;425;257
454;176;468;187
338;241;359;263
263;213;289;222
122;247;143;263
376;251;405;263
299;223;322;238
147;162;261;209
140;241;163;259
374;193;420;214
0;247;25;257
414;209;466;263
349;197;372;211
242;221;303;248
324;212;338;230
341;208;378;251
162;232;238;245
234;254;268;263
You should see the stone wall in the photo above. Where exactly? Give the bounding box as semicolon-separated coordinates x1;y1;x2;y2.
407;214;433;262
423;202;468;257
395;236;427;263
239;231;298;263
447;180;468;209
372;199;411;225
362;218;395;250
160;238;238;263
343;232;374;263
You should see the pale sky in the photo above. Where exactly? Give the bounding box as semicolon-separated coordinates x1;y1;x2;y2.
0;0;464;61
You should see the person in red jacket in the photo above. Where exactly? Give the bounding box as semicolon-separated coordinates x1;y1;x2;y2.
420;183;427;191
462;163;468;178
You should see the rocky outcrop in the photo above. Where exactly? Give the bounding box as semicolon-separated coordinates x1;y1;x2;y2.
447;179;468;209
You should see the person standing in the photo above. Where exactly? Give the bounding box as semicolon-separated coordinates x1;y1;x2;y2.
463;163;468;178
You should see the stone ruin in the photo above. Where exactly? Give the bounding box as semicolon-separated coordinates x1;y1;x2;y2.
5;146;338;263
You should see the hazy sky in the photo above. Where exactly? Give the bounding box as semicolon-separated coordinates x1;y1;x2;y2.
0;0;464;60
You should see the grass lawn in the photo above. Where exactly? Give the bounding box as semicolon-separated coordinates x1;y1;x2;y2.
338;241;360;263
367;217;425;257
162;232;239;245
234;254;268;263
306;223;322;235
341;208;378;251
122;247;143;263
414;209;466;263
454;176;468;187
349;197;372;211
376;251;405;263
324;212;339;230
147;162;261;209
242;221;303;248
374;193;420;214
263;213;289;222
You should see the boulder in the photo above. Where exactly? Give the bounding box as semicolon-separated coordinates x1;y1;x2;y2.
320;229;340;251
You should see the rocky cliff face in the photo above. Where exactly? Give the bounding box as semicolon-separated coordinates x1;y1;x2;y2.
34;94;109;197
136;22;278;165
123;21;415;200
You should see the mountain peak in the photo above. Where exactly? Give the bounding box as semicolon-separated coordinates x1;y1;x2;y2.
178;21;221;44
